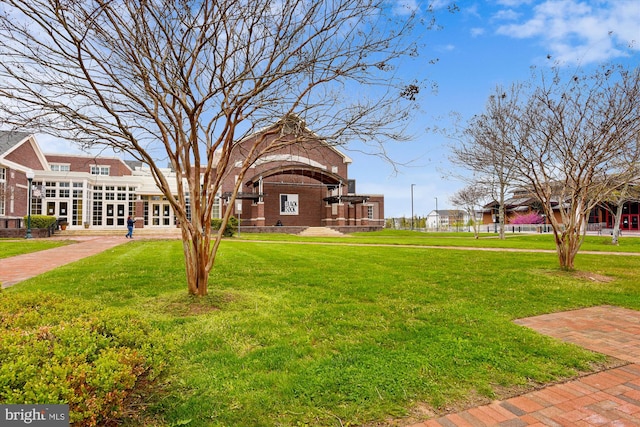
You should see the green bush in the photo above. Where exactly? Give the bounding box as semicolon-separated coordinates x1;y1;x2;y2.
0;292;170;427
211;216;238;237
22;215;57;229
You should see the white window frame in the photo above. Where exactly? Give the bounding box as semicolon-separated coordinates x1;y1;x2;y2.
50;163;70;172
90;165;110;176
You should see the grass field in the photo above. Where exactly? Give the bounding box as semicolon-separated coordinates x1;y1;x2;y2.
0;239;72;259
2;232;640;426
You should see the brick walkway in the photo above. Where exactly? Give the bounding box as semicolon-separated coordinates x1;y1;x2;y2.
409;306;640;426
0;236;128;288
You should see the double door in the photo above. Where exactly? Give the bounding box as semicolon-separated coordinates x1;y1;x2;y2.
105;203;127;226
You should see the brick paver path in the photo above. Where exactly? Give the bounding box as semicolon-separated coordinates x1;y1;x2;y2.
0;236;127;288
409;306;640;426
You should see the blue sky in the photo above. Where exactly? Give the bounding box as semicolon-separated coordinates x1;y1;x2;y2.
39;0;639;218
348;0;640;217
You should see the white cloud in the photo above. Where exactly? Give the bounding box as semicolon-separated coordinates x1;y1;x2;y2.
492;9;521;21
495;0;640;64
495;0;535;6
471;28;485;37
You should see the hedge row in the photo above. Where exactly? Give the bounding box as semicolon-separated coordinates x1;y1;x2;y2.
0;292;171;426
22;215;57;228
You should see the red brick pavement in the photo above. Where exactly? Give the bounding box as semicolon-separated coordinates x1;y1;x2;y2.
409;306;640;426
0;236;128;288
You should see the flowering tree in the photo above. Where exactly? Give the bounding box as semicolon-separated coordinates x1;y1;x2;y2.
510;212;544;225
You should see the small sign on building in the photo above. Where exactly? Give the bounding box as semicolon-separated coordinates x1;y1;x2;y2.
280;194;298;215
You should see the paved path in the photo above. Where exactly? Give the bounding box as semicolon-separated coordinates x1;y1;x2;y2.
0;236;128;288
410;306;640;426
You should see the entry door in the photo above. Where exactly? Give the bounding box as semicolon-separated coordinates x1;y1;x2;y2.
47;202;55;216
151;202;171;226
622;215;630;230
106;204;114;226
117;204;126;226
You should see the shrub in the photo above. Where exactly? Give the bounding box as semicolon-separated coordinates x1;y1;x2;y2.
211;216;238;237
22;215;57;229
0;292;170;426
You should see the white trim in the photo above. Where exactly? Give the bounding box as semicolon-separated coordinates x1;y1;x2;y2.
253;154;328;170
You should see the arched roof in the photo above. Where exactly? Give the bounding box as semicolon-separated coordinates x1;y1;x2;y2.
246;164;343;187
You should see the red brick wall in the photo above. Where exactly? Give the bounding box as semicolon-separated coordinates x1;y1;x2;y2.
2;168;30;217
45;155;132;176
4;139;45;171
261;182;326;227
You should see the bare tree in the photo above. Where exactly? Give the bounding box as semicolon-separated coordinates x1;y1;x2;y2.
511;65;640;270
0;0;436;295
600;172;640;245
449;183;488;239
449;84;525;239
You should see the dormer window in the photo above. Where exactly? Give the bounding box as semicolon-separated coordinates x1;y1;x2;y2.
91;165;110;176
50;163;70;172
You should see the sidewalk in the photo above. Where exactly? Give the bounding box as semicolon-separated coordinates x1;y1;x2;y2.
0;236;128;288
409;306;640;426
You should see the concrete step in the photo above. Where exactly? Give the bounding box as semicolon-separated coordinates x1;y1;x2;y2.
297;227;347;237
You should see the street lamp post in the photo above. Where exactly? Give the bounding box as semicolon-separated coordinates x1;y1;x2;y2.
410;184;415;230
435;197;439;232
25;169;34;239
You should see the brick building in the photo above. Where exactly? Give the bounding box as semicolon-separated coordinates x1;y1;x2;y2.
0;125;384;231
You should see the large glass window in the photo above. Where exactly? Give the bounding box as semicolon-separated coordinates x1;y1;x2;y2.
59;182;70;198
0;167;5;216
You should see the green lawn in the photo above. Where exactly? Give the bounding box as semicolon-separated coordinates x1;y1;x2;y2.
239;229;640;252
2;233;640;426
0;239;73;259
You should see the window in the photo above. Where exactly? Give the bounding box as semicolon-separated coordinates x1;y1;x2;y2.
90;165;110;175
367;205;374;219
45;182;56;198
211;196;220;219
59;182;70;198
105;186;115;200
0;167;5;215
117;186;127;200
50;164;70;172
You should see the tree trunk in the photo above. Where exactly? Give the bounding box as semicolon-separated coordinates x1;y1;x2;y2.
498;203;505;240
611;201;624;245
182;226;212;296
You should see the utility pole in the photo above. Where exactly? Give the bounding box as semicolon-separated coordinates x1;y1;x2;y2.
411;184;415;230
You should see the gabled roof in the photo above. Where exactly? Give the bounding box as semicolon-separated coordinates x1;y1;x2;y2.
0;131;32;156
236;115;353;165
0;131;49;171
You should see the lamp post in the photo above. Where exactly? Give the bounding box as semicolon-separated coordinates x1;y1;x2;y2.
410;184;415;230
25;169;34;239
435;197;439;232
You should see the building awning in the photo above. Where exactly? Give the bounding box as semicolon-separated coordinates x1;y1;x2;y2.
323;195;370;204
246;164;343;187
221;192;262;201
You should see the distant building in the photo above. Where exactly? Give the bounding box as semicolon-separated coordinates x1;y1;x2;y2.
481;188;640;232
0;124;384;231
426;209;472;231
